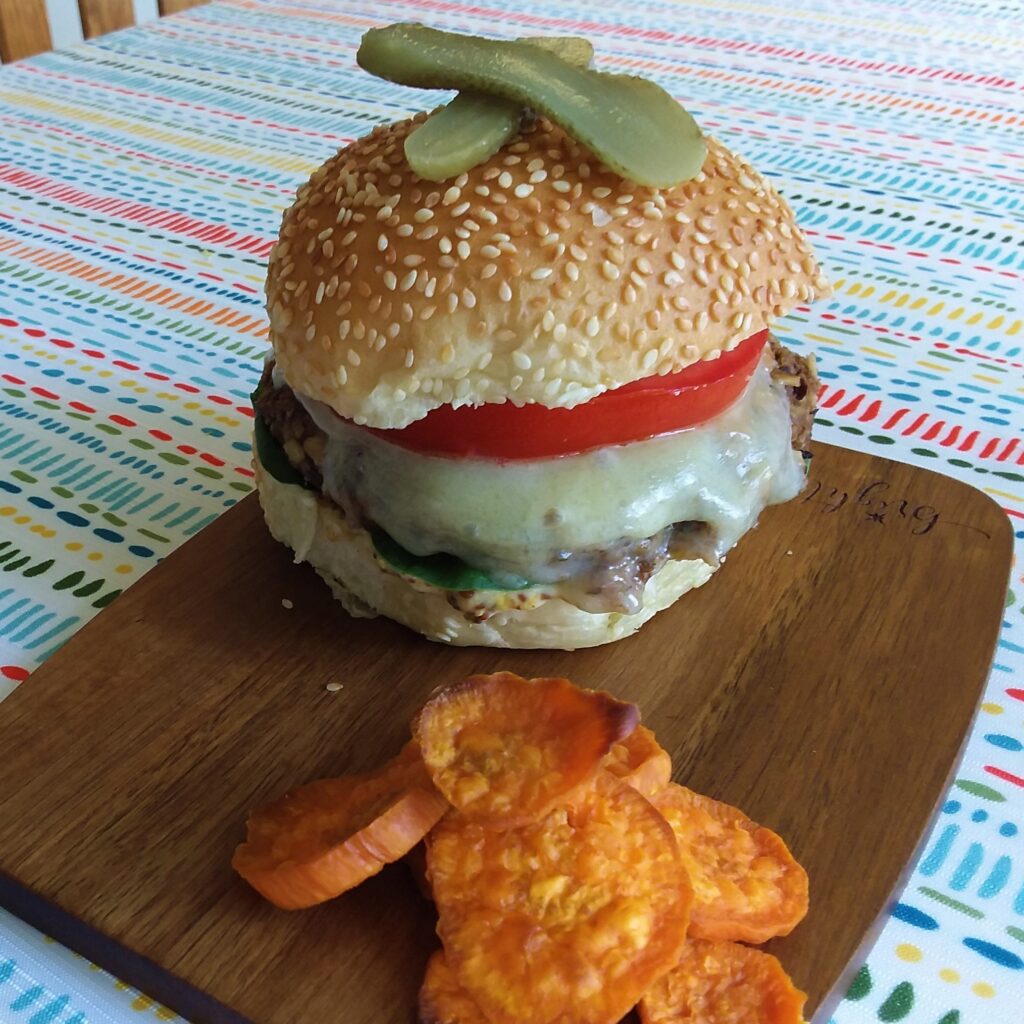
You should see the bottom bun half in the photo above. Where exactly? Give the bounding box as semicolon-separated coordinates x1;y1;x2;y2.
254;449;716;650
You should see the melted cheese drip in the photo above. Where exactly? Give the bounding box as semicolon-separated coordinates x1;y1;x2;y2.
295;358;804;587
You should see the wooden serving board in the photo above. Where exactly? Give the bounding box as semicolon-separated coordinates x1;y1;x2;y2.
0;443;1012;1024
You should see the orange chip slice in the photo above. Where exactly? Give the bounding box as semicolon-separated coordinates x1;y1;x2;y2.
232;743;448;909
651;783;808;943
638;938;807;1024
602;724;672;797
428;771;691;1024
418;950;489;1024
414;672;639;825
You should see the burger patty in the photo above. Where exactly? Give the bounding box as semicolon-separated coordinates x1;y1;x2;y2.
769;336;819;456
254;335;817;605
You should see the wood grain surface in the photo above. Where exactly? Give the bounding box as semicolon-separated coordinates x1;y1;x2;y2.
0;0;51;62
0;443;1011;1024
78;0;134;39
159;0;210;14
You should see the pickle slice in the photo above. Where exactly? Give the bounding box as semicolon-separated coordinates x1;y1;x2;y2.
405;36;594;183
359;24;705;187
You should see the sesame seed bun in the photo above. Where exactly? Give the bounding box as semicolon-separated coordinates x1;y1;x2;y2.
254;451;716;649
266;116;830;430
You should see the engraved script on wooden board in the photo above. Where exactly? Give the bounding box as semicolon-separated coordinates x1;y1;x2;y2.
0;444;1012;1024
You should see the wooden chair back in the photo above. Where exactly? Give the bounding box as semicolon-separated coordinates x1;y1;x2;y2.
0;0;208;63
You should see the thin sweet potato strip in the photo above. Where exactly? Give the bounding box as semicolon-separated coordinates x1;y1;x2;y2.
428;771;691;1024
651;783;808;943
418;950;489;1024
602;724;672;797
637;938;807;1024
233;743;448;909
414;672;639;825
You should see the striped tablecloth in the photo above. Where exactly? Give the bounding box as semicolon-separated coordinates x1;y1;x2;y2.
1;1;1022;1021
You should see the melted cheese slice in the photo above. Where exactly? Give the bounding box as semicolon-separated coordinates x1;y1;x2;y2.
295;357;805;585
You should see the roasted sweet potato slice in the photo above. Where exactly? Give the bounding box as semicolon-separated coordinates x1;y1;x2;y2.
418;950;488;1024
233;744;448;909
428;771;691;1024
637;938;806;1023
414;672;639;824
603;725;672;797
651;784;808;943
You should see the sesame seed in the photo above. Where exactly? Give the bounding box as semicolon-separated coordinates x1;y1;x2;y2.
513;351;532;370
452;201;471;216
376;233;388;252
481;263;497;279
383;270;397;291
514;184;533;199
414;208;434;222
424;277;437;298
552;180;571;193
304;325;316;342
569;244;588;262
481;244;500;259
457;240;471;261
400;270;417;291
630;271;647;290
498;171;513;189
439;237;452;254
441;343;455;363
347;349;361;367
396;224;413;237
462;288;477;309
446;293;458;313
314;281;326;305
499;281;513;303
530;267;553;280
529;170;547;184
317;228;333;241
601;261;620;281
585;316;599;338
566;262;579;281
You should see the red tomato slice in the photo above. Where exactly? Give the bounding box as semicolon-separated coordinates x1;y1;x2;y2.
364;329;767;460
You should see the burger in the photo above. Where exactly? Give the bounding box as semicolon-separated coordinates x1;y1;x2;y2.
252;26;829;650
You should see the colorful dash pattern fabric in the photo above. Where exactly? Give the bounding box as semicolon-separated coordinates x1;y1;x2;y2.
0;0;1022;1021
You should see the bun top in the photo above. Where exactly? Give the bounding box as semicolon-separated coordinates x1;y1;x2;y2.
266;115;829;430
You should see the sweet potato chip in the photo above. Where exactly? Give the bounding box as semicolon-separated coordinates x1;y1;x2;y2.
651;783;808;943
414;672;639;825
428;771;691;1024
637;938;806;1024
418;950;488;1024
233;743;448;909
603;725;672;797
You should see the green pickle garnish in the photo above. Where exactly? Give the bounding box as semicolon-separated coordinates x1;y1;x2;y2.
358;24;706;187
404;36;594;182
